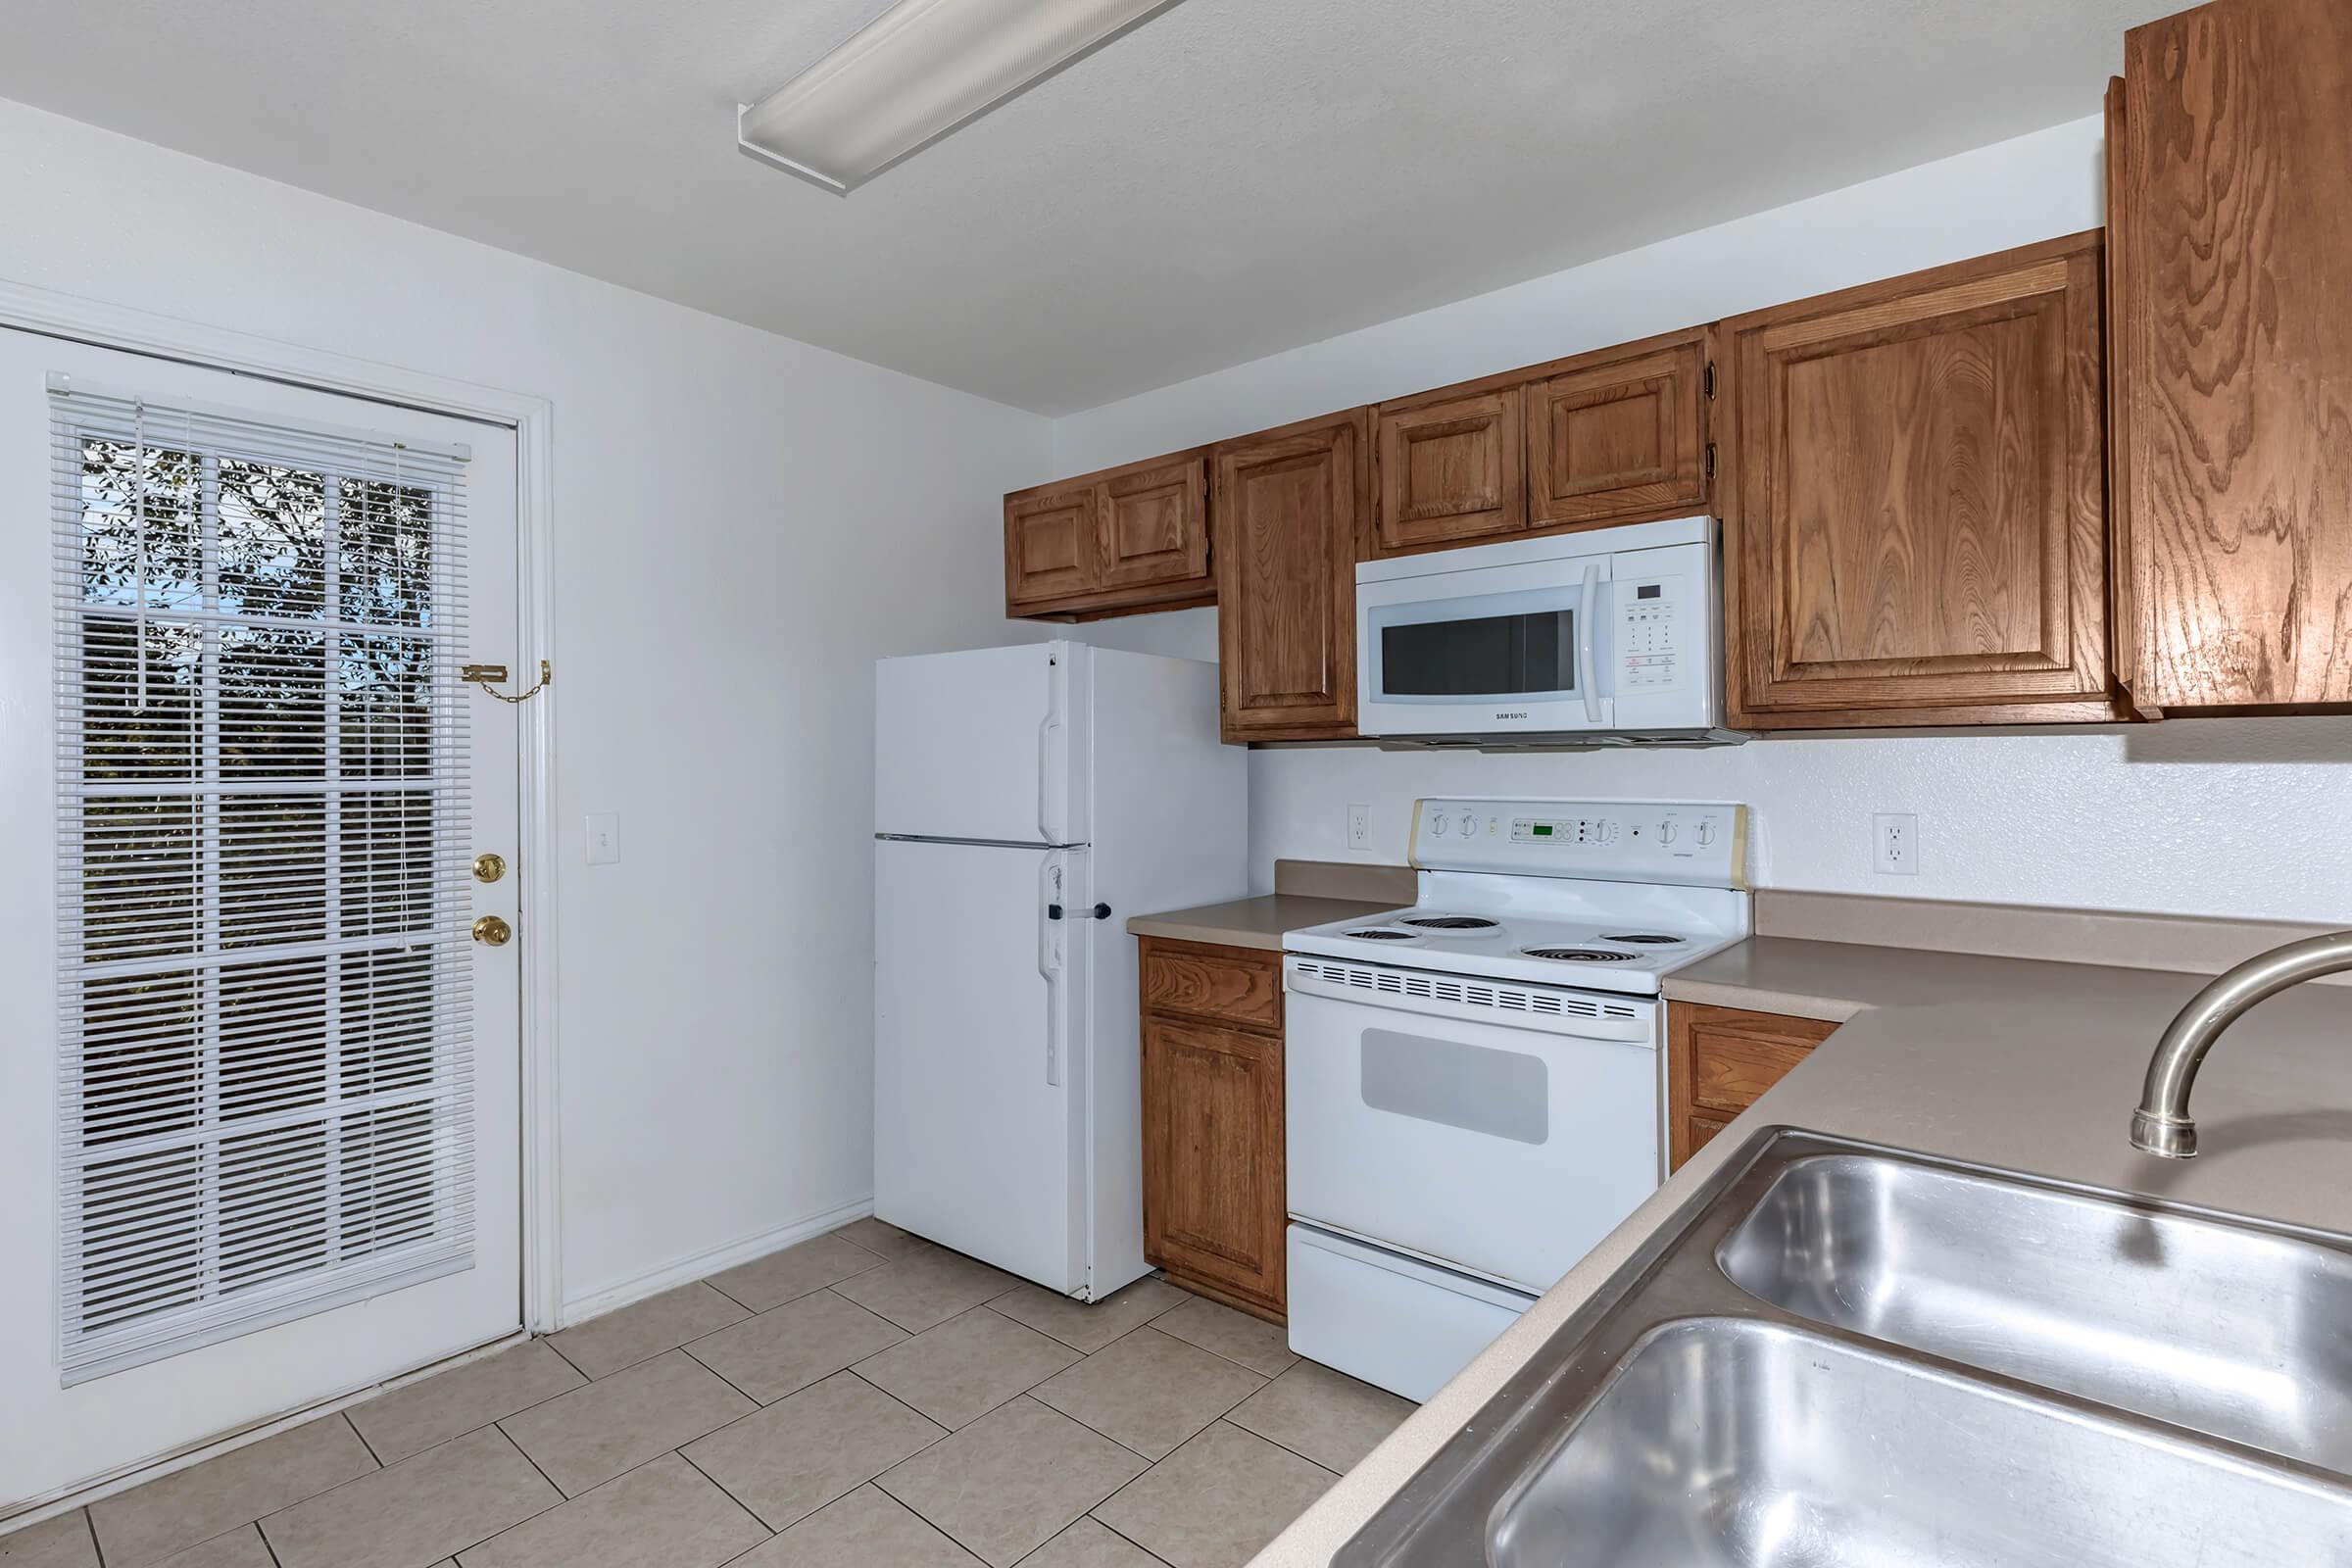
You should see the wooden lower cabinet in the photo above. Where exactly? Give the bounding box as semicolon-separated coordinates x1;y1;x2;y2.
1666;1002;1838;1171
1138;938;1287;1319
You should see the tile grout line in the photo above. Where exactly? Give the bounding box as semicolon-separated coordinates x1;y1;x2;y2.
838;1367;959;1443
700;1235;893;1315
1078;1512;1178;1568
340;1410;383;1470
673;1339;772;1409
666;1446;778;1544
82;1509;104;1568
457;1429;751;1563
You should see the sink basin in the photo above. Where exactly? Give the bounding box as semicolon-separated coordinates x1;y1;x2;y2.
1717;1152;2352;1474
1337;1131;2352;1567
1490;1318;2352;1568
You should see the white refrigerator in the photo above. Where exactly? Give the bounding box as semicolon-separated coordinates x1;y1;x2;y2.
873;640;1246;1300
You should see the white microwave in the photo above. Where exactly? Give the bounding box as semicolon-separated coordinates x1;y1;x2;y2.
1354;516;1738;745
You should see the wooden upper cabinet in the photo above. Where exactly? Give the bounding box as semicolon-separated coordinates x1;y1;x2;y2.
1374;385;1525;553
1213;409;1371;741
1721;233;2117;728
1369;325;1716;558
2110;0;2352;713
1004;450;1211;619
1004;486;1099;608
1526;327;1713;532
1101;458;1209;590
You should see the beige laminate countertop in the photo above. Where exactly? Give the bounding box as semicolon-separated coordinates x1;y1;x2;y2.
1125;895;1396;953
1254;936;2352;1565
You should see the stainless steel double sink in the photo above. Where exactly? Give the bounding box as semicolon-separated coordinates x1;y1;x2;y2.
1337;1131;2352;1566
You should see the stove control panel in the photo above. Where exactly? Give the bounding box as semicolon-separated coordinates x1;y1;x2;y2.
1410;798;1747;888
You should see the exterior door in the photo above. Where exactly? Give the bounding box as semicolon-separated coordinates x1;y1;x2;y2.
0;329;523;1511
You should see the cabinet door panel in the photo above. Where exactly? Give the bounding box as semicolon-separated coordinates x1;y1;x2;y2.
1213;410;1369;741
1141;940;1282;1032
1142;1017;1285;1311
1375;387;1524;552
1005;488;1099;608
1724;235;2111;724
1101;458;1208;589
1667;1003;1838;1173
2118;0;2352;710
1527;335;1708;529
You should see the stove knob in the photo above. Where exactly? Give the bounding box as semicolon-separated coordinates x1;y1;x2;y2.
1459;811;1479;836
1657;820;1679;845
1696;820;1717;847
1431;814;1449;837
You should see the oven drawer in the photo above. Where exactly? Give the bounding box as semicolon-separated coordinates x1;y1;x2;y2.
1287;1223;1534;1403
1285;983;1660;1293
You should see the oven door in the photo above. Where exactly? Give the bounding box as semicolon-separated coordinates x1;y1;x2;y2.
1284;961;1660;1293
1356;553;1614;738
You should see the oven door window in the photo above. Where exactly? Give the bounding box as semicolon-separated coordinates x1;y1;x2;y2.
1367;584;1586;705
1360;1028;1549;1145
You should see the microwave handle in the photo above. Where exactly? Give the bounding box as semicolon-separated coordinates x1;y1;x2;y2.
1578;564;1603;723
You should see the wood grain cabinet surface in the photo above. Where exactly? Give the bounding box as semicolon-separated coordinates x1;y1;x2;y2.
1374;384;1526;552
1667;1002;1838;1171
1004;450;1211;619
1368;325;1717;559
1138;938;1287;1320
1212;409;1372;742
1720;233;2118;728
2108;0;2352;713
1525;327;1713;533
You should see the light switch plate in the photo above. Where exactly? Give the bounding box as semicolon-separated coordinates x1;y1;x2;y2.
585;812;621;865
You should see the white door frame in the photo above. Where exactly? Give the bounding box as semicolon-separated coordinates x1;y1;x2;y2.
0;274;567;1338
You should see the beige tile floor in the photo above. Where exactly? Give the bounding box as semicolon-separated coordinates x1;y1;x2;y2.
2;1217;1414;1568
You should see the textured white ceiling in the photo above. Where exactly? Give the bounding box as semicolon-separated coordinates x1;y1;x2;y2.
0;0;2167;414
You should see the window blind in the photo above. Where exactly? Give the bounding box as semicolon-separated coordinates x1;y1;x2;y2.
50;375;479;1385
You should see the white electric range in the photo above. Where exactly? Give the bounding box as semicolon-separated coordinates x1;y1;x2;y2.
1281;797;1749;1401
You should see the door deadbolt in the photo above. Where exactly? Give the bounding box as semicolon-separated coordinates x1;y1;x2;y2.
473;852;508;884
472;914;514;947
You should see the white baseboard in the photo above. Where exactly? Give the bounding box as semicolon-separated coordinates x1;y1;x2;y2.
557;1197;876;1327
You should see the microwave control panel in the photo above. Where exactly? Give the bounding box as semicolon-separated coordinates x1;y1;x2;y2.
1411;797;1748;887
1615;576;1685;691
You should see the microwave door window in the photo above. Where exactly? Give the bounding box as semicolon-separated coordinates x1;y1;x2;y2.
1382;608;1577;698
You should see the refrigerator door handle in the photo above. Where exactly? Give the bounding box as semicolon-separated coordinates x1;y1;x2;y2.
1036;651;1067;844
1038;856;1065;1087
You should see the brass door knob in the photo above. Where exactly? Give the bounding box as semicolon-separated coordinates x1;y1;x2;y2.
472;914;514;947
473;853;508;884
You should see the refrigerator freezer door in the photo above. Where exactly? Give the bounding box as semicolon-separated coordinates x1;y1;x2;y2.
875;838;1084;1293
875;642;1083;845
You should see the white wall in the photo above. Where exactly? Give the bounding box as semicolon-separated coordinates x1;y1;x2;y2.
1047;116;2352;924
0;96;1054;1345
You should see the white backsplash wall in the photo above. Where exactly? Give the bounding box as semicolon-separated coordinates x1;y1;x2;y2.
1249;725;2352;923
1047;112;2352;925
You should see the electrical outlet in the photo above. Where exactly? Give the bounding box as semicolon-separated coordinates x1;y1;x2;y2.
1873;812;1919;875
585;812;621;865
1347;804;1373;853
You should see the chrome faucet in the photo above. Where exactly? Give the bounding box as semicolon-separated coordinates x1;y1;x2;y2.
2132;930;2352;1157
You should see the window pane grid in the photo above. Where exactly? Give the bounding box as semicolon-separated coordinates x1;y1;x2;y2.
53;386;476;1385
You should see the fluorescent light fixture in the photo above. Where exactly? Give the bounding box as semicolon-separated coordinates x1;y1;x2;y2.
739;0;1184;194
